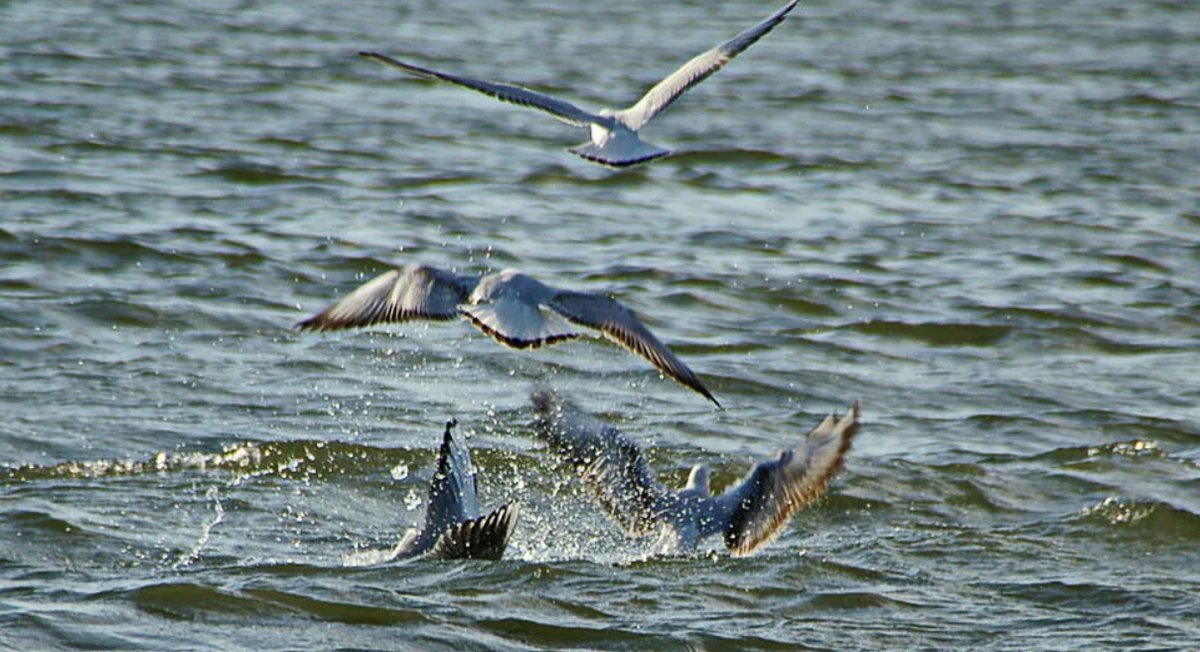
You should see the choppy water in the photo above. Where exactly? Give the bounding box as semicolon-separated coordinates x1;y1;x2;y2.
3;0;1200;649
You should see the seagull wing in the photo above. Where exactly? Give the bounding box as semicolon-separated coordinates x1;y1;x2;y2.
426;502;520;561
532;390;674;536
360;51;602;127
715;401;860;557
548;291;719;407
295;264;477;331
424;419;480;529
614;0;798;131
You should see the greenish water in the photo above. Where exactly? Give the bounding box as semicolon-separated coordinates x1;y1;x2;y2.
3;0;1199;649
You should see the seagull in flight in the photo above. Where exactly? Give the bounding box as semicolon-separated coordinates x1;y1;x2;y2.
532;390;860;557
296;264;720;407
359;0;799;167
378;419;519;561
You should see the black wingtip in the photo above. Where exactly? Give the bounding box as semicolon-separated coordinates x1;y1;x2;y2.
436;417;459;465
441;418;459;448
358;51;396;67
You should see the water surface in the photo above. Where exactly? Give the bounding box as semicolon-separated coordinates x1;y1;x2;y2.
3;0;1199;649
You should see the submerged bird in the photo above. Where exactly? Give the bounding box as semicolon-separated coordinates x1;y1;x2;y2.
384;419;518;561
532;390;860;557
297;264;720;407
359;0;799;167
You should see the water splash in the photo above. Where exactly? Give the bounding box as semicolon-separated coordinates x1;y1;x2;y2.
171;485;225;570
390;463;409;481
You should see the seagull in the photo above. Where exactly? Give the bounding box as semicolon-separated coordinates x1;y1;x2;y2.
359;0;799;167
296;264;720;407
384;419;519;561
531;390;860;557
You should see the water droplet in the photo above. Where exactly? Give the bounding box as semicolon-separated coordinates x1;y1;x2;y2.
390;463;409;481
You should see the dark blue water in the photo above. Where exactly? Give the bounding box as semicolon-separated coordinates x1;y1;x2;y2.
3;0;1199;649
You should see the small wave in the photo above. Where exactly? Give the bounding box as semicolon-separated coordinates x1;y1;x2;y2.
239;587;431;626
127;582;294;621
850;319;1012;346
379;172;484;190
0;440;419;485
670;147;794;166
479;616;662;649
517;162;636;186
1025;438;1167;466
804;590;922;610
1077;496;1200;540
196;160;329;185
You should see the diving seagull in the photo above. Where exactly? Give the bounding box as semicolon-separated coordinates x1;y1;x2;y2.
531;390;860;557
296;264;720;407
359;0;799;167
382;419;518;561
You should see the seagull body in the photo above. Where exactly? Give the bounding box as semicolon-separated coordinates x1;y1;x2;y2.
532;390;860;557
297;264;719;406
389;419;518;561
360;0;799;167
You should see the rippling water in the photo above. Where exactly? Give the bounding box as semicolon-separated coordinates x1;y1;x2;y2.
3;0;1200;649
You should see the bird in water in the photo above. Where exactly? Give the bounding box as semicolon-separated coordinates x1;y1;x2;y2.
359;0;799;167
374;419;518;561
531;389;859;557
296;264;720;407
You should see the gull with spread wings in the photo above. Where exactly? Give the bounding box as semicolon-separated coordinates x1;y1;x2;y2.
359;0;799;167
532;390;859;557
296;264;720;407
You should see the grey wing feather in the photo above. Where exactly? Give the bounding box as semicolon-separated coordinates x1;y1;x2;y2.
548;291;719;407
614;0;799;131
423;420;480;534
717;400;860;557
295;264;477;331
532;390;673;536
360;51;601;127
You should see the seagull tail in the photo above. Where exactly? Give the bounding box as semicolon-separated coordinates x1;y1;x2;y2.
568;140;671;168
425;501;520;561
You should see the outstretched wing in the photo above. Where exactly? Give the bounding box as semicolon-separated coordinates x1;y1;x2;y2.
548;291;719;407
295;264;477;331
424;419;481;531
360;51;602;127
531;390;674;536
716;401;860;557
426;502;520;561
614;0;799;131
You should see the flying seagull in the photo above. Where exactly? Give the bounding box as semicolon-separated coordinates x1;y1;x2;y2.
296;264;720;407
359;0;799;167
381;419;519;561
531;390;859;557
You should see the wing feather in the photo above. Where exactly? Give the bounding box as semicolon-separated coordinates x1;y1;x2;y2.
360;51;601;127
719;401;860;556
531;390;673;536
426;502;520;561
424;419;479;529
295;264;476;332
549;291;719;407
615;0;798;131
